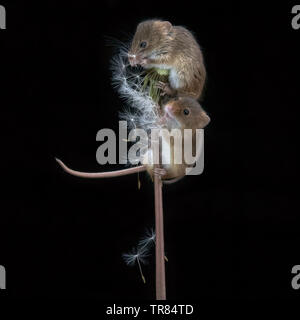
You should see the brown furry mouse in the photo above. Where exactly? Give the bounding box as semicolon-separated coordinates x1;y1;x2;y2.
143;96;210;180
128;20;206;100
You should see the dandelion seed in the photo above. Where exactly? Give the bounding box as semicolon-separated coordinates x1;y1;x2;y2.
138;228;156;250
138;229;169;262
122;247;149;284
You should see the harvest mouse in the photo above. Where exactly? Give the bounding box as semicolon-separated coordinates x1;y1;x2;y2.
143;96;210;181
128;20;206;100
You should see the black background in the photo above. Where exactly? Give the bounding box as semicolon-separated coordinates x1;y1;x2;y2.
1;0;300;300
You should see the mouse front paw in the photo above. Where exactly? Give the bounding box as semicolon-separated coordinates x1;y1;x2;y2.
140;58;150;67
153;167;167;178
156;81;176;96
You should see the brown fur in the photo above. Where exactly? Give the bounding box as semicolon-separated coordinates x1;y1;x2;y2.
128;20;206;100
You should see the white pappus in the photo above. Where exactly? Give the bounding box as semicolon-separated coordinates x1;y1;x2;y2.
111;50;163;132
111;47;166;168
122;246;149;284
122;229;168;283
138;228;156;250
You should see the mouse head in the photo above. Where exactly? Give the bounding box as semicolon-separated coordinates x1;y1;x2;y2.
163;97;210;130
128;20;174;67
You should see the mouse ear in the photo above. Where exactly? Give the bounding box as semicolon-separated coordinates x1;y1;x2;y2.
158;21;173;34
157;21;173;34
199;112;211;128
162;21;172;30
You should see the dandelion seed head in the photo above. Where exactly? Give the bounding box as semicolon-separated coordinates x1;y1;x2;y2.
111;50;163;133
111;48;167;168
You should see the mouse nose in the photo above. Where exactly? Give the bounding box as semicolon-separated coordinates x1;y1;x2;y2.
164;104;175;117
165;102;180;115
165;104;172;111
128;53;137;67
165;103;177;112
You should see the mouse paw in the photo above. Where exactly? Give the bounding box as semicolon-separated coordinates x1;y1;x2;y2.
140;58;149;67
156;81;175;96
153;167;167;177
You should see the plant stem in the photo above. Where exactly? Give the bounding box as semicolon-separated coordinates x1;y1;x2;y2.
154;166;166;300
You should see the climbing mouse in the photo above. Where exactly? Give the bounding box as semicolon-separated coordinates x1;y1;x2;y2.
143;96;210;181
128;20;206;100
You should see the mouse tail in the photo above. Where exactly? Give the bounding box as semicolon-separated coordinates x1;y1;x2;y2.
55;158;147;178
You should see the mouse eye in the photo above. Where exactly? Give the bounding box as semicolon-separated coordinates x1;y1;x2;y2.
140;41;147;48
183;109;190;116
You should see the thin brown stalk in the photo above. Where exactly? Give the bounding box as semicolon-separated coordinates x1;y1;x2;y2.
154;166;166;300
